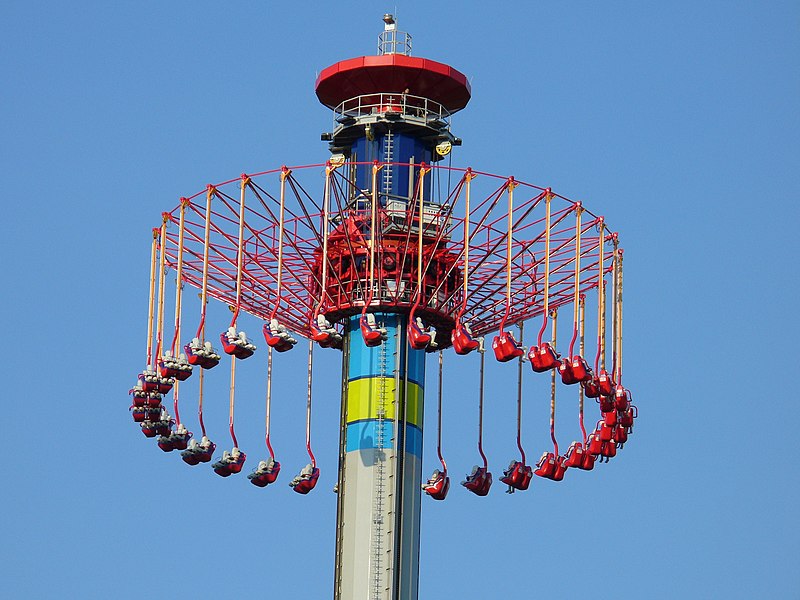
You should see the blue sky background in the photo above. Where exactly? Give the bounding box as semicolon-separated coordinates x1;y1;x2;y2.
2;2;798;598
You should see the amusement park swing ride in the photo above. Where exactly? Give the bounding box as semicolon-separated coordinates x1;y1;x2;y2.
129;15;637;600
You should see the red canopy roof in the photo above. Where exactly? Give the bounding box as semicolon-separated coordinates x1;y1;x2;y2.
315;54;471;113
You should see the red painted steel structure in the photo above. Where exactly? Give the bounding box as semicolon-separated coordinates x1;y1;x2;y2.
159;167;614;345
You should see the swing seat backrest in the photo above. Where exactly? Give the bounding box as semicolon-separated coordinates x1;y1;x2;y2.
587;434;603;455
462;467;492;496
425;475;450;500
157;436;175;453
291;468;320;494
558;358;582;385
181;449;201;466
583;376;601;398
360;317;385;347
570;356;591;382
529;343;559;372
197;442;216;463
310;320;333;343
492;332;523;362
228;452;247;474
564;442;585;468
516;465;533;490
159;360;181;379
171;433;190;451
408;319;431;350
452;324;479;355
613;426;628;446
156;378;174;394
619;405;636;429
600;440;617;458
138;373;158;393
598;422;613;442
220;332;240;355
598;370;615;396
534;453;557;479
603;410;617;427
538;343;560;369
614;385;630;411
141;422;158;438
579;451;596;471
131;407;147;423
552;456;567;481
598;396;615;413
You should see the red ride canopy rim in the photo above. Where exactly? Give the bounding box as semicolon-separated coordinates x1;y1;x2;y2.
315;54;471;113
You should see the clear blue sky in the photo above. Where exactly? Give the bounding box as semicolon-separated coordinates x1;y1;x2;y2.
1;2;798;599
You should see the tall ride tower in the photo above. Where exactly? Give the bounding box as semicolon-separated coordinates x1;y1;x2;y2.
315;15;470;600
130;13;634;600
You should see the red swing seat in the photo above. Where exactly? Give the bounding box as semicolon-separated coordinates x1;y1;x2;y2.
181;437;216;465
290;466;320;495
140;421;159;438
603;410;617;427
528;342;560;372
599;440;617;461
212;449;247;477
492;331;524;363
558;359;580;385
131;406;147;423
597;422;614;442
564;441;586;468
587;433;603;456
500;460;533;491
597;370;615;396
129;385;151;408
248;459;282;487
534;452;567;481
408;317;432;350
614;425;628;447
461;466;492;496
583;376;601;398
559;355;592;385
360;314;387;347
137;370;160;393
159;353;193;381
184;339;221;369
158;426;192;452
262;320;297;353
143;406;161;422
614;385;630;411
579;449;596;470
423;470;450;500
155;419;173;437
452;322;480;355
598;395;615;413
564;440;600;471
619;405;637;431
219;328;256;359
310;315;342;348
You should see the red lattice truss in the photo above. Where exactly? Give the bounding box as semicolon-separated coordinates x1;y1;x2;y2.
162;163;619;345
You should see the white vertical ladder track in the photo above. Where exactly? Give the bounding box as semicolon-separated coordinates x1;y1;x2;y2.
383;131;394;201
371;323;389;600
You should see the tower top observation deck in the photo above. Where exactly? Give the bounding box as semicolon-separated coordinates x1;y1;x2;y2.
315;15;471;114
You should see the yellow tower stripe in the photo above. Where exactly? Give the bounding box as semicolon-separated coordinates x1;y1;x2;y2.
346;377;423;427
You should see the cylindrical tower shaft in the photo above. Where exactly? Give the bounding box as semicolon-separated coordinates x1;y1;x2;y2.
335;313;425;600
